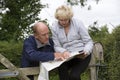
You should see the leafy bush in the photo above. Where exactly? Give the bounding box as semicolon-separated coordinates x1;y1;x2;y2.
0;40;23;68
0;40;23;80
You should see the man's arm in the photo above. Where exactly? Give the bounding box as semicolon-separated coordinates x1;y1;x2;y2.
23;38;55;62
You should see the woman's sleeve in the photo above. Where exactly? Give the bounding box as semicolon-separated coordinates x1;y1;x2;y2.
50;23;67;53
78;21;93;55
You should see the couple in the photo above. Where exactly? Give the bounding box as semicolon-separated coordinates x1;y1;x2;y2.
21;5;93;80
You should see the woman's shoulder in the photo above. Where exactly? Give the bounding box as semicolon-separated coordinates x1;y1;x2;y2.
71;18;86;30
72;17;83;23
51;20;61;31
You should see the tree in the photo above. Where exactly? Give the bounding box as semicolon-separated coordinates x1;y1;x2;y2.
107;25;120;80
88;25;120;80
67;0;99;7
88;22;109;42
0;0;44;41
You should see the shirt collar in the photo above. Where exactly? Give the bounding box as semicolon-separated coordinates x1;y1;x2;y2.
35;39;50;48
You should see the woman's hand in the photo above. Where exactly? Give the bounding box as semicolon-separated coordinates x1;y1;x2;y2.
62;51;70;59
76;52;88;59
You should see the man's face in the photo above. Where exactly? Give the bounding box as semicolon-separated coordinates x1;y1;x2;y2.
35;27;49;44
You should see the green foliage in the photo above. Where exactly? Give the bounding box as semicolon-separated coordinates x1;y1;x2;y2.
67;0;99;6
81;69;90;80
0;0;44;41
0;40;23;68
106;25;120;80
0;40;23;80
89;24;109;42
112;26;120;53
88;24;120;80
0;77;18;80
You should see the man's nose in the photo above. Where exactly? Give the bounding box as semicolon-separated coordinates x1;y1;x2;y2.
45;34;49;38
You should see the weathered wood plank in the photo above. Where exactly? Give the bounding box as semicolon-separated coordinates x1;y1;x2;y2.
0;53;30;80
19;67;39;75
0;67;39;78
0;69;18;78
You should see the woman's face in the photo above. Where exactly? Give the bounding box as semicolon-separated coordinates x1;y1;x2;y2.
58;19;69;27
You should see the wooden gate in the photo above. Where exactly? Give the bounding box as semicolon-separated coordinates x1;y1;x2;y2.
0;42;104;80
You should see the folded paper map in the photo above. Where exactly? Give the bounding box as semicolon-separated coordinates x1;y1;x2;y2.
38;51;84;80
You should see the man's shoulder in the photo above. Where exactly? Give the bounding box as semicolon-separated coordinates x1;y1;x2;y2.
24;35;35;43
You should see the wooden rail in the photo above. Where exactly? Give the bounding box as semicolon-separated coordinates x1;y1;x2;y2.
0;67;39;80
0;42;104;80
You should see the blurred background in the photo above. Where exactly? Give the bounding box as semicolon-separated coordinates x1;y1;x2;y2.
0;0;120;80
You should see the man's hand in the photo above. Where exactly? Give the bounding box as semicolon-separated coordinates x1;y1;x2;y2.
54;52;64;60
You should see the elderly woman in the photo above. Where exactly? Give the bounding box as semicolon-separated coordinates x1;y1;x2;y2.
51;5;93;80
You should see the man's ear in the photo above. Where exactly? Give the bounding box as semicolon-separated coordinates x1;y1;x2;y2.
34;33;38;39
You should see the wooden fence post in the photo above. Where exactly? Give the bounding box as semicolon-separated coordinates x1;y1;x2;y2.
89;42;104;80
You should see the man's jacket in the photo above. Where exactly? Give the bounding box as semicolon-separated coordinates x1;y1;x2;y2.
21;36;55;67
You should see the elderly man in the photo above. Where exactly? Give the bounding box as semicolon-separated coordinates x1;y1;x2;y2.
21;22;63;80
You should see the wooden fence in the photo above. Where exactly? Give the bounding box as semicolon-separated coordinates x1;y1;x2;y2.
0;42;104;80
